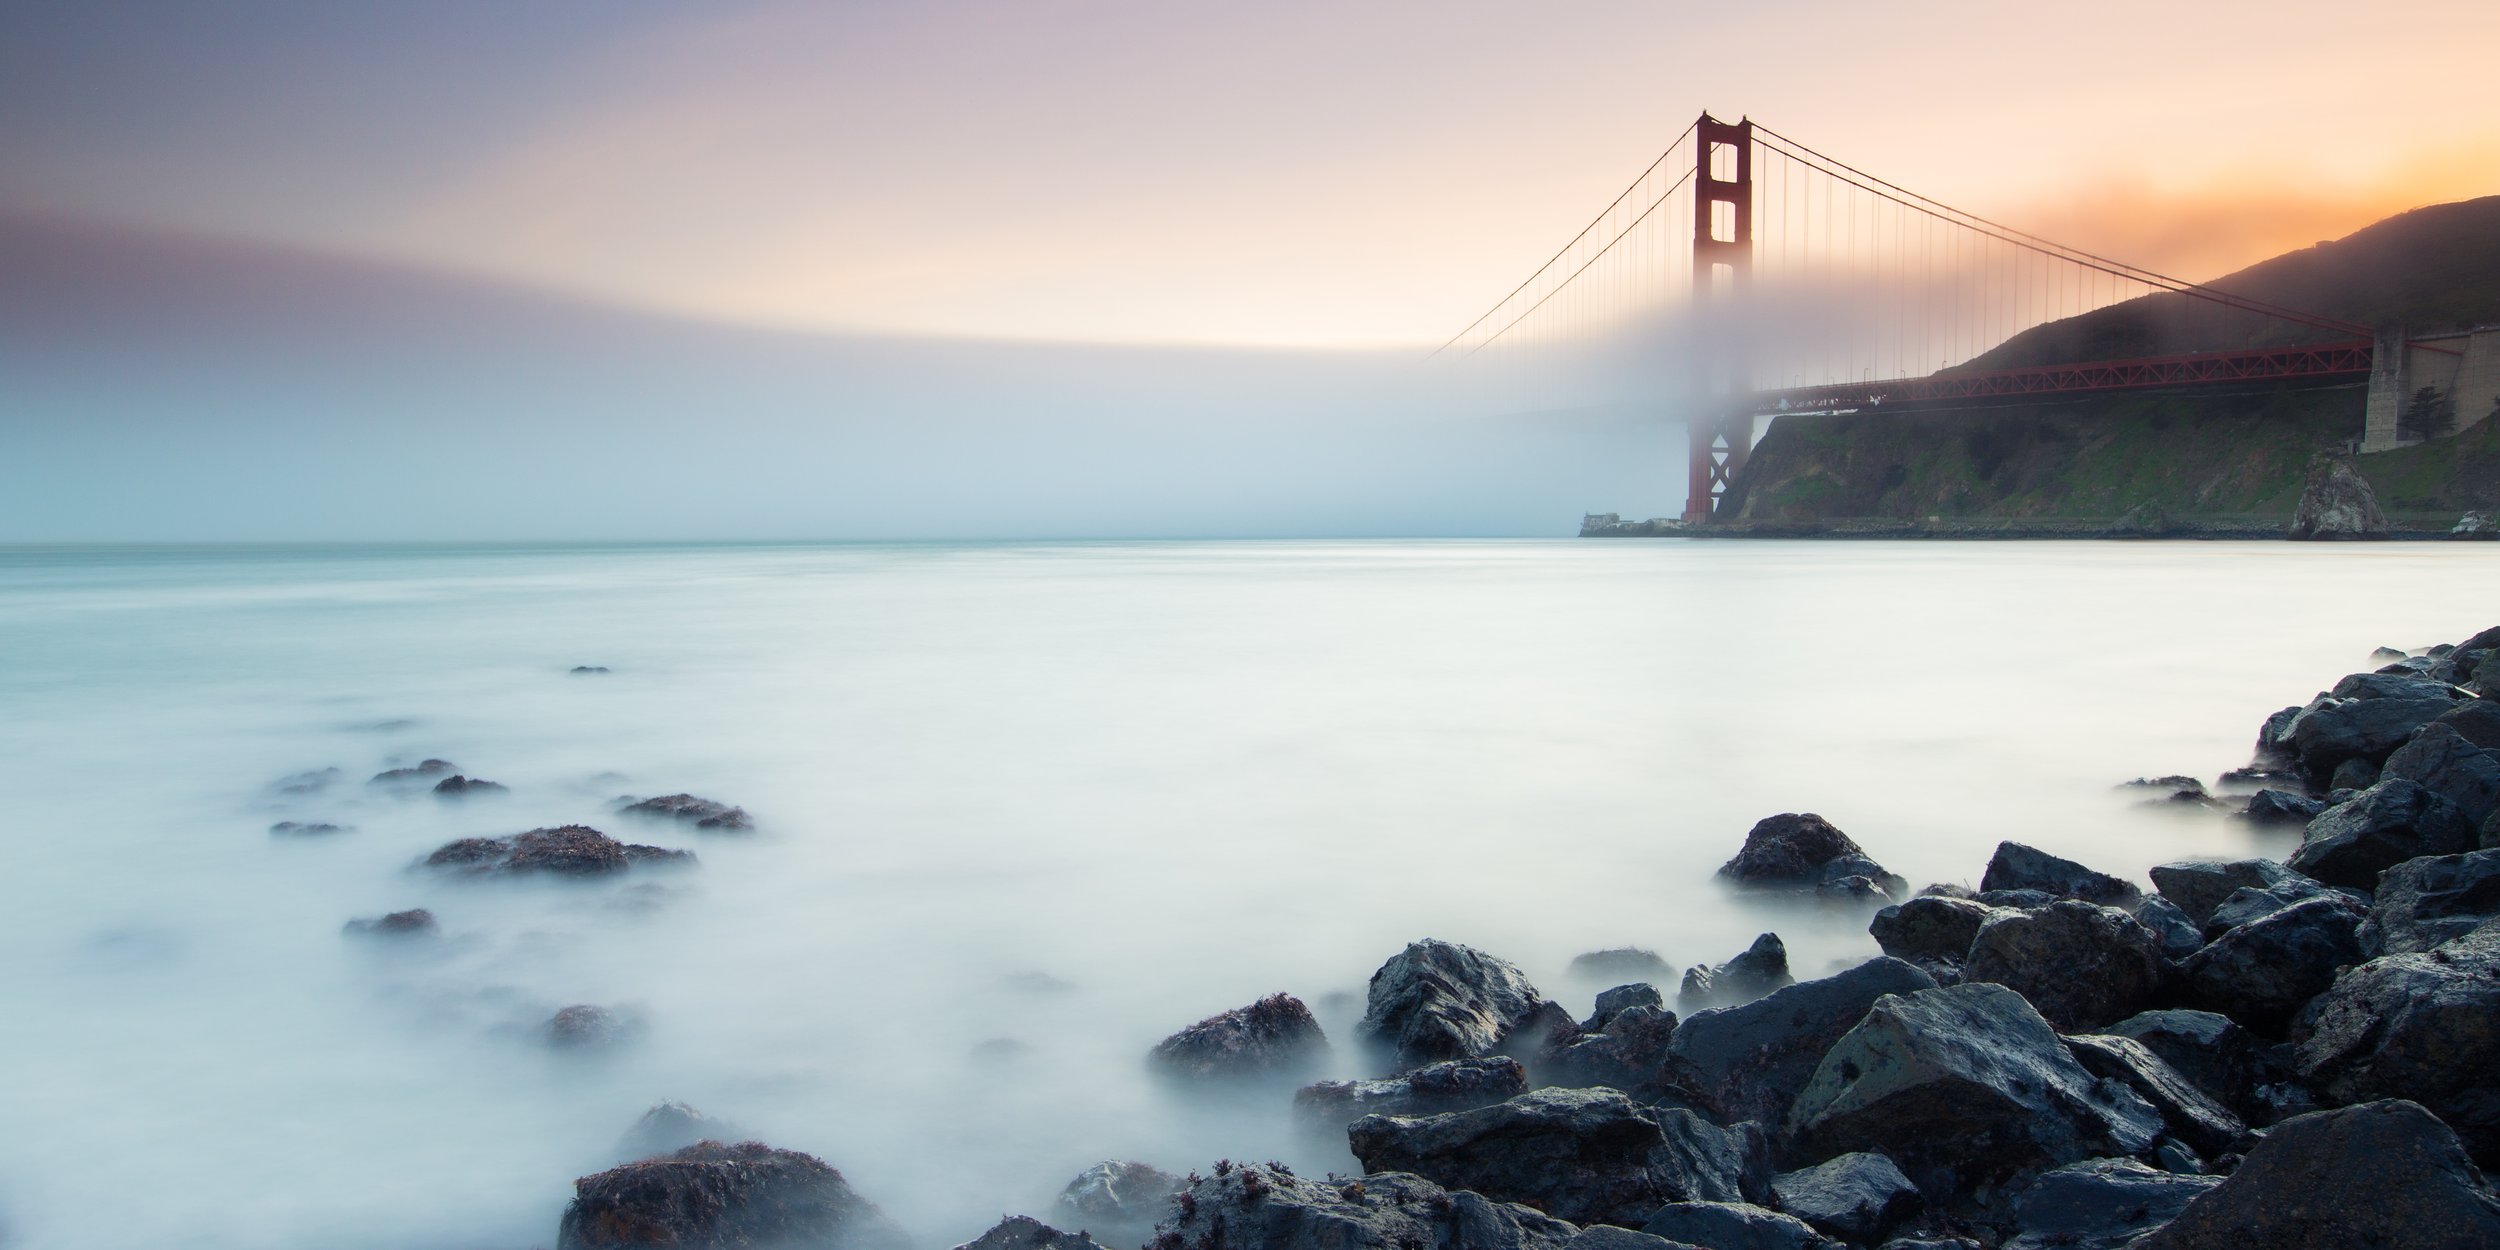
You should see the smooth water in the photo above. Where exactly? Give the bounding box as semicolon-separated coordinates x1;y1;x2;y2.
0;539;2489;1249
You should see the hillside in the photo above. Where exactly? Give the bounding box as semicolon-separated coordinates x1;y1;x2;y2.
1722;196;2500;527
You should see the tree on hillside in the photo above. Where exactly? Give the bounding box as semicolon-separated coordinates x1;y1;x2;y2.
2400;386;2456;441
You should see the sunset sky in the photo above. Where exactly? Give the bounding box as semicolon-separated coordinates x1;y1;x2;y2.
5;0;2497;348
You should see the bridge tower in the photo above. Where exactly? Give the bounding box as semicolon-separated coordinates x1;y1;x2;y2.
1684;114;1755;524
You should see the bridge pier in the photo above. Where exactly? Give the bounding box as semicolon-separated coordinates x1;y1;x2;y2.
2362;326;2410;452
1683;414;1752;523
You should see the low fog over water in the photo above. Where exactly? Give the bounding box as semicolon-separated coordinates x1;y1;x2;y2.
1;539;2492;1249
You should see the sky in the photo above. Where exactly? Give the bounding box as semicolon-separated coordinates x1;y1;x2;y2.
6;0;2497;349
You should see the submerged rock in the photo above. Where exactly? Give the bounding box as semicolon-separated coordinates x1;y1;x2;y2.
953;1217;1108;1250
2294;922;2500;1165
1717;813;1906;900
1296;1056;1527;1130
1357;939;1548;1070
1570;948;1672;981
1148;993;1327;1082
2134;1100;2500;1249
1961;901;2168;1033
2289;778;2475;888
1347;1087;1760;1227
342;908;437;938
1154;1163;1583;1250
558;1140;910;1250
619;1101;729;1160
432;774;508;797
1678;933;1793;1012
1056;1160;1184;1247
369;758;457;785
270;766;342;794
270;820;351;837
619;793;755;832
422;825;693;877
1662;957;1937;1128
1785;983;2162;1196
1979;842;2140;908
546;1004;635;1050
570;665;612;675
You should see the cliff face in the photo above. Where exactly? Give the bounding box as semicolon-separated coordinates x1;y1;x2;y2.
1719;196;2500;525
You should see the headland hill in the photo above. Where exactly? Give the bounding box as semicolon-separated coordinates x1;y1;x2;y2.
1584;195;2500;540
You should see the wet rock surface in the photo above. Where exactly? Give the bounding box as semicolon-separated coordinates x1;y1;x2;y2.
1296;1056;1528;1129
2289;777;2474;887
2132;1100;2500;1249
2293;921;2500;1165
1347;1088;1759;1227
1979;842;2140;908
1358;939;1548;1070
2362;847;2500;953
1544;1004;1679;1096
2177;893;2367;1032
1867;896;1998;979
1961;901;2168;1033
1662;957;1937;1128
558;1140;910;1250
1148;993;1327;1082
2147;858;2291;927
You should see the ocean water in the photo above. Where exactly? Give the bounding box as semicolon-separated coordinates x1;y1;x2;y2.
0;538;2489;1249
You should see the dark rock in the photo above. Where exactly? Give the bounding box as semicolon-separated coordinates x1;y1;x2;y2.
2293;922;2500;1165
620;1101;727;1160
1347;1087;1758;1227
2061;1035;2246;1157
270;820;351;837
2331;671;2460;701
2131;896;2204;960
620;793;756;832
953;1216;1109;1250
2252;704;2304;769
2217;764;2304;793
271;767;341;794
2434;700;2500;750
1785;983;2163;1197
1638;1202;1837;1250
2118;774;2207;798
2371;646;2412;663
1358;940;1548;1070
1877;1239;1977;1250
432;774;509;796
1980;842;2140;908
1679;933;1794;1012
2328;756;2380;791
1972;888;2058;910
1868;896;1998;976
2148;859;2291;926
1056;1160;1184;1248
2382;723;2500;829
2237;789;2324;826
547;1004;633;1050
2288;457;2389;540
369;758;457;785
1295;1056;1527;1129
2290;695;2455;779
1962;901;2169;1033
2002;1158;2220;1250
1814;875;1895;905
2364;848;2500;954
558;1140;910;1250
570;665;612;675
2101;1010;2274;1123
2198;876;2341;939
1155;1164;1583;1250
2288;778;2474;888
2178;894;2367;1033
342;908;436;937
1717;813;1906;900
1544;1005;1680;1096
1662;958;1938;1128
422;825;693;877
2133;1100;2500;1249
1572;948;1672;981
1585;983;1664;1031
1915;882;1978;901
1769;1152;1919;1243
1148;993;1326;1081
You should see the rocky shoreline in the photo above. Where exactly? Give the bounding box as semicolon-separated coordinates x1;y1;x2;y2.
512;625;2500;1249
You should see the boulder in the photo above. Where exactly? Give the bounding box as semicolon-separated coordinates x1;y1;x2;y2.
2328;757;2381;791
2252;704;2304;769
2132;1101;2500;1249
2131;896;2204;959
2433;700;2500;750
432;774;508;796
619;793;756;832
1979;842;2140;908
1785;984;2163;1196
2290;696;2456;780
1294;1056;1527;1129
953;1216;1109;1250
2288;778;2475;888
546;1004;634;1050
1678;933;1794;1012
1148;993;1327;1082
2293;922;2500;1165
1663;958;1938;1128
2332;672;2461;701
1718;813;1905;900
2382;723;2500;829
422;825;692;877
2061;1034;2246;1157
2148;859;2292;927
342;908;437;938
619;1102;728;1161
2177;894;2367;1033
1768;1152;1919;1243
2198;876;2341;940
559;1142;908;1250
2101;1010;2273;1123
2287;456;2389;540
1638;1203;1836;1250
1358;940;1547;1070
1056;1161;1184;1247
2362;848;2500;954
1585;983;1664;1031
2237;789;2324;826
1154;1164;1585;1250
2001;1158;2220;1250
1347;1087;1759;1227
1867;896;1998;976
1961;901;2169;1033
1571;948;1672;981
1544;1005;1680;1096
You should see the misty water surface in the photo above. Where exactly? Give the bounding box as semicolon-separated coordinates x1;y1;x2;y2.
0;539;2490;1249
